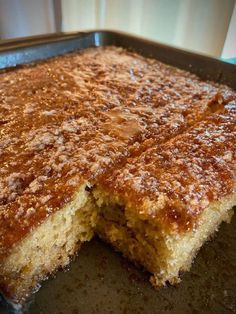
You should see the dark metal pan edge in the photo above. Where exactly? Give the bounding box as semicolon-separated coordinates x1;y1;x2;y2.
0;30;235;89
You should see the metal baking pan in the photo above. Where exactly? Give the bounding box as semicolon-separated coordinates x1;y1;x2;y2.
1;30;236;88
0;30;235;314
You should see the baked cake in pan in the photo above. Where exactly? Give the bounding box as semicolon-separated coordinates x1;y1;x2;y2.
94;101;236;286
0;46;235;305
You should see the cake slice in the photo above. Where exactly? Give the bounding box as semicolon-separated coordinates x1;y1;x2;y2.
0;182;96;305
94;101;236;286
0;47;148;304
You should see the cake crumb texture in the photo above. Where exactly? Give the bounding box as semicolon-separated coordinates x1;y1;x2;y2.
0;46;235;304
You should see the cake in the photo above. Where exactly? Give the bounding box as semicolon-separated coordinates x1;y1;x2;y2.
94;101;236;286
0;46;235;306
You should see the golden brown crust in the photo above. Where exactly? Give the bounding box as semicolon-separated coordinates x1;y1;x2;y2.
98;102;236;232
0;46;235;258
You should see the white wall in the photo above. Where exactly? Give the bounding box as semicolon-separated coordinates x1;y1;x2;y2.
0;0;55;39
174;0;235;57
61;0;235;57
0;0;234;58
61;0;98;31
222;3;236;58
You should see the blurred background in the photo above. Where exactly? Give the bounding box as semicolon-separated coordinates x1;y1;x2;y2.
0;0;235;59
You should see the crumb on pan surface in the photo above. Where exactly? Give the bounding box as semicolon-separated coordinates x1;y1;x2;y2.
0;46;235;304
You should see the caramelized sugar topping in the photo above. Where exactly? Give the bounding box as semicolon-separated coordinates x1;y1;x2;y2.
99;102;236;232
0;46;235;255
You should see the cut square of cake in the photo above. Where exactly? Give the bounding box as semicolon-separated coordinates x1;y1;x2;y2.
94;101;236;286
